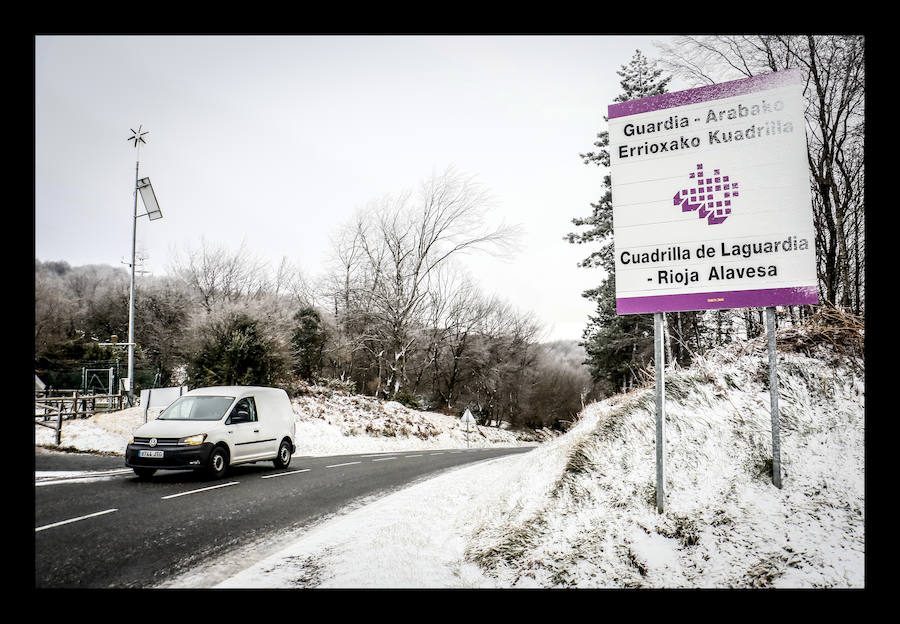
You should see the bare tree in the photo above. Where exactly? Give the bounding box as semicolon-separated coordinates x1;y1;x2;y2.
35;267;76;356
333;166;519;398
170;237;271;313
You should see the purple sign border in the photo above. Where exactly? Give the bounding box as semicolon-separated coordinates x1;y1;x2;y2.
608;68;802;120
616;285;819;315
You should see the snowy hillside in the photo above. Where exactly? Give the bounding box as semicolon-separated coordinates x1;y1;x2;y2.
211;315;864;589
460;320;865;588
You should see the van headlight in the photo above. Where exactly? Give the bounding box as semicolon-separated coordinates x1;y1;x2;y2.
179;433;207;446
128;435;134;444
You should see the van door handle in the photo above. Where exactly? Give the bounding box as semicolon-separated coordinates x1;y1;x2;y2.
253;429;259;433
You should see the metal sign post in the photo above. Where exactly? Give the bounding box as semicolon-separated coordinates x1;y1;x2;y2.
654;312;666;513
766;307;783;488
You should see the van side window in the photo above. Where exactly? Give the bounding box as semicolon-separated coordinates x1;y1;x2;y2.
229;397;257;423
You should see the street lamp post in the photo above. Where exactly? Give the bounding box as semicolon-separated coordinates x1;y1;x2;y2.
125;125;163;405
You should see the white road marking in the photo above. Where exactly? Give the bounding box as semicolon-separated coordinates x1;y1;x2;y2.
35;469;134;486
36;508;118;532
429;452;444;456
161;482;239;499
405;454;423;458
326;461;361;468
261;469;310;479
371;457;396;462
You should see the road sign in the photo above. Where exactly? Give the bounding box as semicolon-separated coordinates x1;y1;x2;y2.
608;69;818;315
461;409;476;448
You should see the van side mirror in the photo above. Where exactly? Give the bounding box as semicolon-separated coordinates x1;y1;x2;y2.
228;408;251;424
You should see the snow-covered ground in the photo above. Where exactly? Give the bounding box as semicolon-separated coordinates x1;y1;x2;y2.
35;326;864;588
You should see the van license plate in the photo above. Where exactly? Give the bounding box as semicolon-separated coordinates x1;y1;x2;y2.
139;450;164;458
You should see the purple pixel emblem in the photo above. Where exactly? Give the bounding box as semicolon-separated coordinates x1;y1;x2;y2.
673;163;739;225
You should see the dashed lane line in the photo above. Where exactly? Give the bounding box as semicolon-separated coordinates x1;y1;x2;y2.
325;461;361;468
161;482;240;500
261;469;310;479
36;508;118;532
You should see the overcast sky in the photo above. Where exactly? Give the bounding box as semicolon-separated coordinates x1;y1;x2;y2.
35;35;680;342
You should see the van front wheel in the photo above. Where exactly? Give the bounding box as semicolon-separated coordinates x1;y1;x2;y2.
207;446;228;479
274;439;292;469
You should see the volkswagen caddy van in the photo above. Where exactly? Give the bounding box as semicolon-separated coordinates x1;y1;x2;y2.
125;386;296;479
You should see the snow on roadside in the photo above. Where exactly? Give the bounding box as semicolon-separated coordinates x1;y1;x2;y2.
212;453;531;588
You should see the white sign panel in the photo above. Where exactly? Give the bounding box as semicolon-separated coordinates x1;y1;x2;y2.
140;386;188;409
608;69;819;314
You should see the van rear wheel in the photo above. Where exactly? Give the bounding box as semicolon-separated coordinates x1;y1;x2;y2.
274;439;292;469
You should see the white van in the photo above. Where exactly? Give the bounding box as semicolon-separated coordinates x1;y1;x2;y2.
125;386;296;479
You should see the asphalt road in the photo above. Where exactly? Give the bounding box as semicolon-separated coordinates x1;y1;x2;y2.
34;445;533;588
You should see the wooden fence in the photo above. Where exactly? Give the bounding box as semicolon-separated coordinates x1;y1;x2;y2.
35;391;127;446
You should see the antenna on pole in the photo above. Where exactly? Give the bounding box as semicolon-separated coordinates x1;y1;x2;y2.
128;125;148;149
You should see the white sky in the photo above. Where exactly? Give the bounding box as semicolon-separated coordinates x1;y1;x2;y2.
35;34;680;342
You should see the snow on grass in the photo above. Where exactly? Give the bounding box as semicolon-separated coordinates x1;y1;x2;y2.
288;388;540;456
34;406;165;454
460;333;865;588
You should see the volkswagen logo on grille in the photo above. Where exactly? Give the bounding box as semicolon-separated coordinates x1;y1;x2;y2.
149;438;158;447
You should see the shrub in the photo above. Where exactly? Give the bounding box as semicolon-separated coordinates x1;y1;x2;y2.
188;312;287;387
393;390;421;410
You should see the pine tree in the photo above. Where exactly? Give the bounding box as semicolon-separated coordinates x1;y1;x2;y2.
565;50;672;393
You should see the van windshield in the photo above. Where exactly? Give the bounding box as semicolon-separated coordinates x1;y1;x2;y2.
158;396;235;421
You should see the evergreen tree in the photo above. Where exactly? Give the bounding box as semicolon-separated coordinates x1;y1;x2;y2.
290;306;328;381
188;312;285;387
565;50;672;393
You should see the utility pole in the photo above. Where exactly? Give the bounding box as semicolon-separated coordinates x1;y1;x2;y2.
125;126;147;405
123;125;163;405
